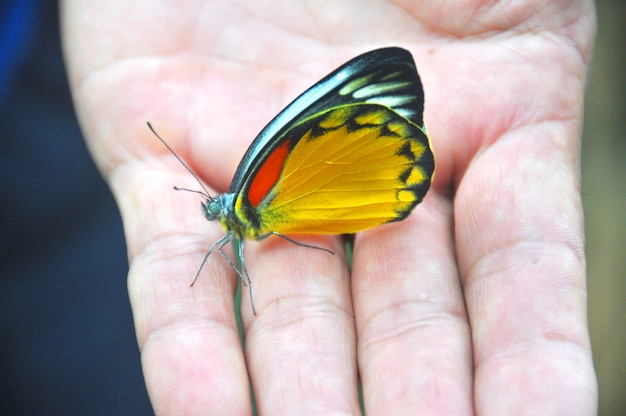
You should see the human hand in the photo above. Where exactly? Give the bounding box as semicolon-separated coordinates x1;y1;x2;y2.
61;0;597;414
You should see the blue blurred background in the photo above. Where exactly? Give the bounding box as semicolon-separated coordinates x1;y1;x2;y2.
0;1;152;414
0;1;623;415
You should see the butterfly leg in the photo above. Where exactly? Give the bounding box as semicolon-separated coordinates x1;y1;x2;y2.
259;231;335;255
191;232;234;286
191;233;257;314
215;240;246;285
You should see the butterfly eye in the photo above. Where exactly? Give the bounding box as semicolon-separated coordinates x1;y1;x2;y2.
203;199;223;221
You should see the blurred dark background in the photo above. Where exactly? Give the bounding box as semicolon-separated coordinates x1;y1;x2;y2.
0;1;623;415
0;1;152;415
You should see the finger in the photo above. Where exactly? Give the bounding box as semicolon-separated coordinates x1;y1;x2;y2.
352;192;474;415
242;235;361;414
456;128;596;414
112;154;252;414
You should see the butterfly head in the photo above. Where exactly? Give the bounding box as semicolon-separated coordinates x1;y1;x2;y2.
203;194;232;221
203;193;246;236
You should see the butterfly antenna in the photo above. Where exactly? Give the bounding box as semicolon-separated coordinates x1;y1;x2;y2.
173;186;210;197
147;121;211;199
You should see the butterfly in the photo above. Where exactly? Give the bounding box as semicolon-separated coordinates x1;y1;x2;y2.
150;47;435;313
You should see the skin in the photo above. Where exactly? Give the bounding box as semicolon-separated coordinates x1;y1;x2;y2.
61;1;597;414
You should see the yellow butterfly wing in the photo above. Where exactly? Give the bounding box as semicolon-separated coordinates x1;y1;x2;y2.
235;103;432;236
226;47;434;240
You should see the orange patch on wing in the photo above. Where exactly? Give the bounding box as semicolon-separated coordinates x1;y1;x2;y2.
247;141;290;207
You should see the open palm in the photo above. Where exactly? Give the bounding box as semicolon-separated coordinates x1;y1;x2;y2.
62;1;597;414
